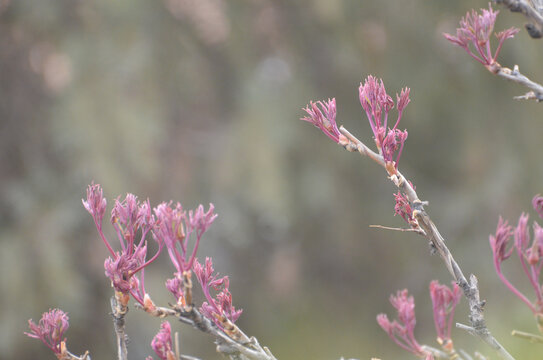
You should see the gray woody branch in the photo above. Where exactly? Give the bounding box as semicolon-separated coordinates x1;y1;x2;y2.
495;0;543;38
142;305;277;360
339;126;515;360
495;64;543;101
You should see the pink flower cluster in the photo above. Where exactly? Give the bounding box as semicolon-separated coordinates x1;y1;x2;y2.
194;257;242;331
393;190;415;227
150;321;175;360
25;309;69;356
377;290;427;358
444;3;519;70
377;281;460;358
301;98;342;143
359;76;410;170
490;195;543;315
155;201;217;303
301;76;410;172
83;183;163;304
429;281;461;346
30;184;242;358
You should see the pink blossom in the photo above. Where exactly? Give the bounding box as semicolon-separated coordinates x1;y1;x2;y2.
154;202;217;302
393;191;414;226
301;98;341;143
377;290;427;357
359;76;410;170
83;184;163;301
25;309;69;355
429;281;461;344
151;321;175;360
533;194;543;219
194;257;242;329
443;4;519;68
490;210;543;314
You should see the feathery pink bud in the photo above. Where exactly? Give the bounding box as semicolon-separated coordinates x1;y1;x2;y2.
83;185;163;301
301;98;341;143
429;281;461;344
82;182;107;224
194;257;242;329
377;290;427;357
151;321;175;360
359;76;410;170
154;202;217;302
490;206;543;314
25;309;69;355
443;4;519;68
533;194;543;219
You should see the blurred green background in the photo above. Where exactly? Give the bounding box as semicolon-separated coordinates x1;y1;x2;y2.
2;0;543;359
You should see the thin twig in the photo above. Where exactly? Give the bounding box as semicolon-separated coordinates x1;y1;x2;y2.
339;126;515;360
180;356;203;360
495;65;543;101
369;224;424;233
110;296;129;360
511;329;543;343
460;349;474;360
64;349;91;360
495;0;543;38
140;304;277;360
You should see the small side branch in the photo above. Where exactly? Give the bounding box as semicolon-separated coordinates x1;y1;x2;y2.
110;295;129;360
495;0;543;38
511;329;543;343
176;308;277;360
369;224;424;234
62;349;91;360
139;303;277;360
495;65;543;101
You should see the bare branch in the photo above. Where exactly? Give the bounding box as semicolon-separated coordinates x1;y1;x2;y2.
139;304;277;360
110;295;128;360
63;349;91;360
495;65;543;101
511;329;543;343
369;224;424;234
495;0;543;38
459;349;474;360
338;126;515;360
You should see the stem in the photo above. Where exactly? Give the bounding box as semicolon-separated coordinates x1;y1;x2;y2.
339;126;516;360
494;65;543;101
140;304;277;360
494;260;536;313
495;0;543;38
110;295;128;360
511;329;543;343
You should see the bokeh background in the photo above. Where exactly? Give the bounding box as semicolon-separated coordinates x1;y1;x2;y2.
2;0;543;359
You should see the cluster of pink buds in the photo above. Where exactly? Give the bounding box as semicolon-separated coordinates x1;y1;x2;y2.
378;281;461;358
359;75;410;172
393;190;416;227
83;183;163;306
25;309;70;357
155;201;217;307
301;98;344;144
148;321;176;360
301;76;410;173
489;195;543;317
429;281;461;349
443;3;519;72
193;257;242;332
377;290;430;358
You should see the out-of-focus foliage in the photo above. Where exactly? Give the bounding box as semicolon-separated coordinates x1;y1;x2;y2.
1;0;542;359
